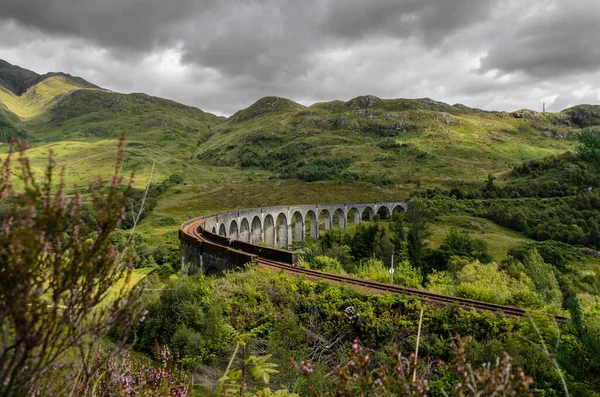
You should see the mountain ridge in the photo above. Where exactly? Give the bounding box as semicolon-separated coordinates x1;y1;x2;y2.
0;59;598;192
0;59;100;96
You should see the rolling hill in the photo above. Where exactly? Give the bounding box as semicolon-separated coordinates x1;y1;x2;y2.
1;58;598;202
0;59;226;186
197;95;598;191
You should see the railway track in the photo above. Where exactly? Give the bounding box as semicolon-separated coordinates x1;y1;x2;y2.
182;218;568;322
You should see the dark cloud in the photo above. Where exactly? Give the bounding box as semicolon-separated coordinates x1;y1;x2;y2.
0;0;598;115
479;0;600;78
321;0;500;46
1;0;211;50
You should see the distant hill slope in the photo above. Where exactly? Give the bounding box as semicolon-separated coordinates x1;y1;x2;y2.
197;95;598;188
1;58;599;192
0;59;226;186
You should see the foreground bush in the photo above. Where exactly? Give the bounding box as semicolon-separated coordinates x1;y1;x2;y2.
0;139;144;395
295;336;533;396
34;346;190;396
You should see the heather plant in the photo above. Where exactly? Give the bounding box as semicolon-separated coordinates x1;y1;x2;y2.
294;336;533;396
33;345;191;396
0;138;145;396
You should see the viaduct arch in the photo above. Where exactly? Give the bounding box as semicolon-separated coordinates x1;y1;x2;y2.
201;201;408;249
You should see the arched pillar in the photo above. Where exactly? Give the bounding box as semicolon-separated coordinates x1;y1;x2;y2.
292;211;304;242
392;204;407;215
240;218;250;242
361;207;375;221
305;210;318;239
264;214;276;245
276;213;288;248
228;220;239;240
319;209;332;231
218;223;227;236
347;207;360;225
251;216;262;243
333;208;346;228
376;206;391;220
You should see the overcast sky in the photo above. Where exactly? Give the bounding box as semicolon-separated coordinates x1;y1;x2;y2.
1;0;599;116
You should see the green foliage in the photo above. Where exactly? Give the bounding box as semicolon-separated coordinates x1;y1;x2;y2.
428;229;493;271
282;158;353;182
0;117;27;143
120;175;185;229
557;299;600;393
372;227;395;266
406;199;432;269
427;260;544;308
355;258;391;283
508;240;577;271
152;243;181;270
350;223;380;260
311;255;346;274
520;249;563;307
577;127;600;167
0;142;143;395
135;275;227;364
392;260;423;288
126;268;593;394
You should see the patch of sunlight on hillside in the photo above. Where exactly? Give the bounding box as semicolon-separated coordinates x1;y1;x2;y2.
107;268;153;301
0;76;98;120
429;215;535;261
24;75;93;106
0;85;41;118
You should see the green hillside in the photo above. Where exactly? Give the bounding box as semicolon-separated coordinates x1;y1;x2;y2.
1;59;599;222
197;95;595;192
0;59;226;186
3;58;599;193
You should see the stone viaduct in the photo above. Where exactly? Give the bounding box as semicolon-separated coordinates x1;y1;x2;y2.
201;201;409;249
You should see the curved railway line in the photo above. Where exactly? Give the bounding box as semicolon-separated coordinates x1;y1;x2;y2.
181;216;568;322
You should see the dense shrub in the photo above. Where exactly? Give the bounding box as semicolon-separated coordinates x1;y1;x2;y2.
135;275;227;365
0;140;143;395
427;259;545;308
131;269;589;394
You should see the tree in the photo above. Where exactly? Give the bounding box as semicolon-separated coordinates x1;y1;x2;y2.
521;248;562;307
0;139;144;395
437;230;493;266
588;221;600;249
372;228;395;267
557;299;600;393
576;128;600;167
350;223;379;260
405;199;431;270
389;211;408;260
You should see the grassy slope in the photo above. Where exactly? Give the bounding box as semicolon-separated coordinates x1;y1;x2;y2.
1;81;227;187
198;96;579;190
1;66;598;262
428;215;534;261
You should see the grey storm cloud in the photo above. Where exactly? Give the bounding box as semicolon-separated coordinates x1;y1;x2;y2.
0;0;599;115
479;0;600;78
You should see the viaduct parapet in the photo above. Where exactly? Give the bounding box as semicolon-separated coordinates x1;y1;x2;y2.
202;201;408;249
180;201;408;275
